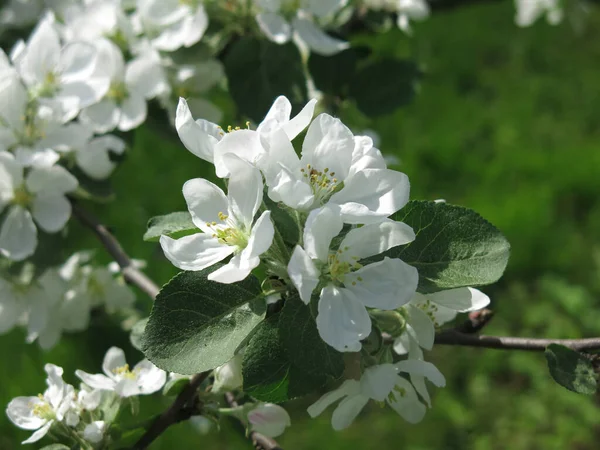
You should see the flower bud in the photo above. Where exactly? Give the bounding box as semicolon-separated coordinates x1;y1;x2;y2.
213;353;243;392
83;421;106;444
247;403;291;437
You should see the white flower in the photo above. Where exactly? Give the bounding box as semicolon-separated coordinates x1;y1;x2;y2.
266;114;410;223
83;420;106;444
0;276;36;336
287;204;418;351
14;14;110;122
80;39;168;133
514;0;563;26
0;0;44;28
213;353;244;392
395;0;430;34
307;360;445;429
393;287;490;354
174;95;316;176
254;0;349;55
65;386;102;428
160;155;275;284
248;403;291;437
6;364;75;444
75;347;167;398
0;152;78;261
136;0;208;52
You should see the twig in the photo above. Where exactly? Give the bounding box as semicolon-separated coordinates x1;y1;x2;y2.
225;392;282;450
435;329;600;351
71;201;160;298
132;371;211;450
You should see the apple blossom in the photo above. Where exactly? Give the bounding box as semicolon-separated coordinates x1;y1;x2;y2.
248;403;291;437
160;155;275;284
83;420;106;444
75;347;167;397
287;204;418;351
514;0;563;26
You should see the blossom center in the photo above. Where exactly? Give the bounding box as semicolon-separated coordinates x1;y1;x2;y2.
208;212;249;249
325;247;362;285
300;165;340;205
37;71;59;97
12;185;33;207
107;82;129;104
31;395;54;420
216;122;251;137
113;364;137;380
386;385;407;404
416;299;440;327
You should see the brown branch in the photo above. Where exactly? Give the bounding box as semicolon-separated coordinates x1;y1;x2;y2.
71;201;160;298
225;392;283;450
435;329;600;351
132;371;211;450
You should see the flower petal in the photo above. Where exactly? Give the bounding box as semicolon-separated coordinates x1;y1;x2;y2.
427;287;490;312
118;93;147;131
213;130;266;178
74;371;116;391
288;245;320;304
31;194;71;233
316;286;371;352
395;360;446;387
331;394;369;430
207;253;259;284
103;347;127;377
225;154;263;229
0;151;22;207
339;220;415;261
0;205;37;261
18;18;60;86
6;397;46;430
406;305;435;350
182;178;228;233
267;163;314;210
303;204;343;262
79;99;120;133
307;379;360;418
22;420;53;444
133;360;167;394
26;165;78;195
360;364;399;401
175;97;219;163
345;257;418;309
256;12;292;44
301;113;354;182
386;377;426;424
292;16;349;56
160;234;234;271
242;210;274;260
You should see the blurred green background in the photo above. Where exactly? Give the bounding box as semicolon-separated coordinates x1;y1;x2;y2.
3;2;600;449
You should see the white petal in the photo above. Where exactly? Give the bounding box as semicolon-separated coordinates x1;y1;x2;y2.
225;154;263;228
0;151;22;205
386;377;426;423
59;42;97;82
0;282;22;334
213;130;266;178
283;98;318;140
83;421;105;444
26;165;78;195
160;234;234;271
208;253;258;284
406;305;435;350
248;403;291;437
118;93;147;131
31;194;71;233
331;394;369;430
360;364;399;401
304;0;347;17
58;80;107;114
0;206;37;261
18;18;60;86
345;257;418;309
242;210;274;260
260;96;291;129
182;6;209;47
292;17;349;56
267;163;314;210
316;286;371;352
339;220;415;261
103;346;127;377
287;245;320;304
259;129;300;183
6;397;46;430
332;169;410;223
182;178;228;233
79;100;120;133
76;135;124;180
301;113;354;182
256;13;292;44
133;360;167;394
303;204;343;262
175;97;218;163
114;377;140;397
14;148;60;169
0;73;28;131
307;379;360;418
395;360;446;387
75;371;116;391
125;54;167;99
22;420;53;444
427;287;490;312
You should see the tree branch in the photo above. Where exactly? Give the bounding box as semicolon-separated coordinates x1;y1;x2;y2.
71;201;160;298
435;329;600;351
132;371;211;449
225;392;282;450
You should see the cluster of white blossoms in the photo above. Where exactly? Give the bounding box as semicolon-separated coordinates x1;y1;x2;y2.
6;347;166;445
362;0;431;34
159;94;492;428
0;251;136;349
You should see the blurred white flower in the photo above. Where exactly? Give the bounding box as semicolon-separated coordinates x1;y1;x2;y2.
83;420;106;444
514;0;563;26
248;403;291;437
213;353;244;392
75;347;167;397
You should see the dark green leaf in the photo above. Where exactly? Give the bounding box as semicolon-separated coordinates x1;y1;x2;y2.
545;344;597;395
243;316;327;403
142;268;265;374
369;200;510;293
223;37;308;122
349;59;420;116
263;194;301;246
308;49;358;96
143;212;199;242
279;295;344;378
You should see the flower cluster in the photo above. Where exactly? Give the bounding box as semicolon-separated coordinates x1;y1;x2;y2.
0;252;137;349
6;347;166;445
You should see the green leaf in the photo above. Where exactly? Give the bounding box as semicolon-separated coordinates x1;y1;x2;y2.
243;316;327;403
141;268;266;374
545;344;597;395
308;49;358;96
223;37;308;122
279;295;344;379
143;212;199;242
349;59;420;116
263;194;301;246
371;200;510;293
